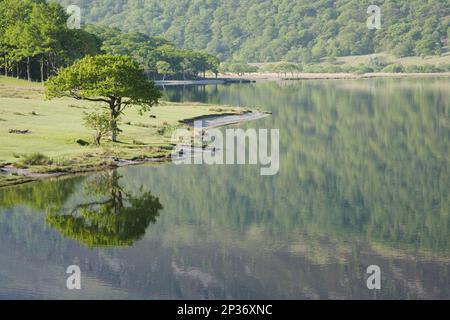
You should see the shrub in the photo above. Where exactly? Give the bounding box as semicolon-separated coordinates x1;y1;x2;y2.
303;65;325;73
418;65;441;73
325;65;345;73
226;63;259;75
303;64;348;73
403;64;445;73
21;153;53;166
382;64;405;73
52;157;73;166
367;56;389;71
157;124;179;136
353;65;374;75
83;112;115;145
133;139;146;145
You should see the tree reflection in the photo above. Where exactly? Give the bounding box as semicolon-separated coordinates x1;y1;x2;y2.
46;170;163;247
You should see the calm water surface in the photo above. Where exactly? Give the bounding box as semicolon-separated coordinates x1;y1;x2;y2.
0;78;449;299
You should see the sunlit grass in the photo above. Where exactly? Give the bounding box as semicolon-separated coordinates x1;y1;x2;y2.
0;76;242;176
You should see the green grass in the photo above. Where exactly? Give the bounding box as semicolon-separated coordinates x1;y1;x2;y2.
0;76;43;87
0;76;246;186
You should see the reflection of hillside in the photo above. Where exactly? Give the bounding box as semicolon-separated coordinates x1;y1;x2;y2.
159;78;450;253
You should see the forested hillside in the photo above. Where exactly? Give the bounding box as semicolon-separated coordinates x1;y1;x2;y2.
56;0;450;62
0;0;219;81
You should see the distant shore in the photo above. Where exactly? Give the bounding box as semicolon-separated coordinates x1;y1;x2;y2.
155;78;255;86
154;72;450;86
219;72;450;82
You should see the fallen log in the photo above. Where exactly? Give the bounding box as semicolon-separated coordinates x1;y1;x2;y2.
8;129;30;134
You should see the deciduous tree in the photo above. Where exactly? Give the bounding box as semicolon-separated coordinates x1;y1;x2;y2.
45;54;161;142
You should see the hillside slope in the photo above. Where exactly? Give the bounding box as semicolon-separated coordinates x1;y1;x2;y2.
57;0;450;62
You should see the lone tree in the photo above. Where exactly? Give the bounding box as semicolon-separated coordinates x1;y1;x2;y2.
45;54;161;142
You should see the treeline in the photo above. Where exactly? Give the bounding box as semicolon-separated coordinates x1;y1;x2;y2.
221;60;450;76
0;0;101;82
56;0;450;62
85;25;220;80
0;0;220;82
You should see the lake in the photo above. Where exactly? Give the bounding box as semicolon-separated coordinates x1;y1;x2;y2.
0;78;449;299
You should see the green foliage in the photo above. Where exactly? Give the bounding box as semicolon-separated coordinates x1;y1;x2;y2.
382;64;405;73
353;65;374;74
85;25;220;80
20;153;53;166
0;1;219;81
156;61;174;80
403;64;450;73
262;62;303;75
45;171;163;247
45;54;160;107
157;123;180;137
82;111;113;145
0;0;101;81
56;0;449;62
221;63;259;75
45;54;161;141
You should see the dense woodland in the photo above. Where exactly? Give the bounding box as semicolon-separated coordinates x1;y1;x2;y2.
1;0;449;81
0;0;219;82
0;0;101;81
85;25;220;80
57;0;450;62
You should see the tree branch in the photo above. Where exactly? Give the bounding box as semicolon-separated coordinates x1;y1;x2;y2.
73;96;111;103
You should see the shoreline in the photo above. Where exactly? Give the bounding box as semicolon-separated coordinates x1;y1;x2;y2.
155;78;255;86
217;72;450;82
0;111;269;188
180;110;270;129
152;72;450;87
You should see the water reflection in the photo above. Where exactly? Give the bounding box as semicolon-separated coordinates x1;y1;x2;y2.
162;79;450;255
46;170;163;247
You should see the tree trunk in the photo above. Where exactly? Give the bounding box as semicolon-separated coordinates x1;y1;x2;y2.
40;57;44;83
17;62;20;79
95;134;101;145
26;57;31;81
111;128;117;142
50;53;56;76
110;111;117;142
110;98;118;142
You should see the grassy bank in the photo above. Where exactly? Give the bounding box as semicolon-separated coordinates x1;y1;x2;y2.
0;76;248;187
